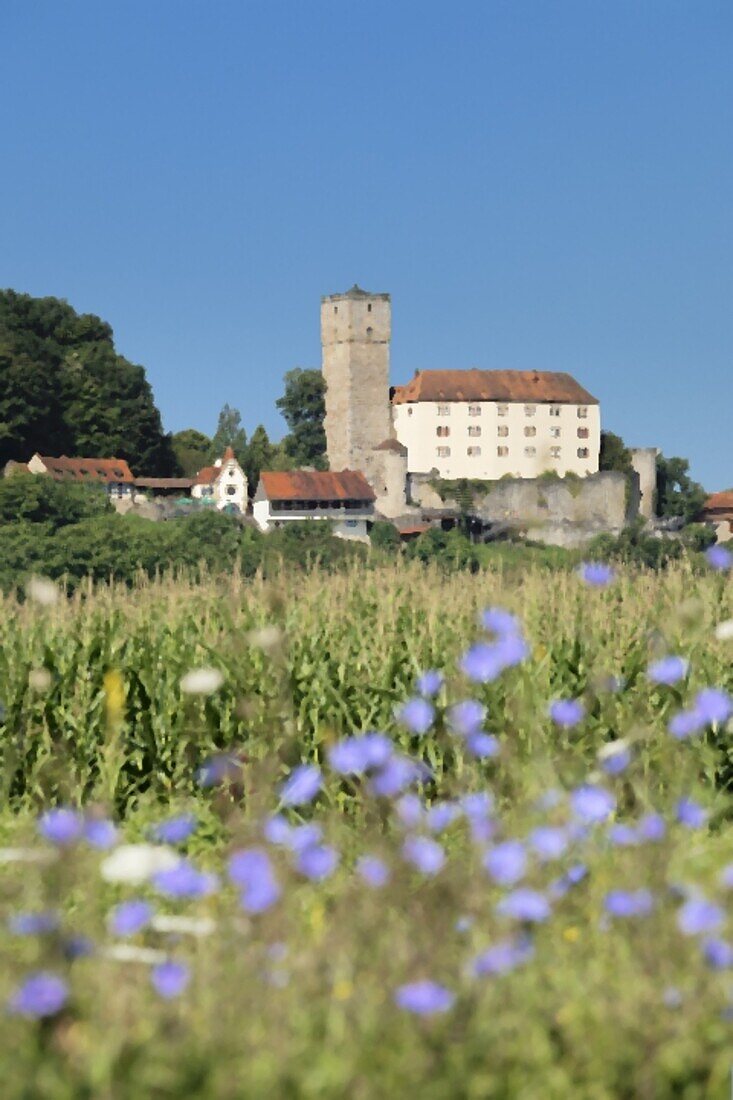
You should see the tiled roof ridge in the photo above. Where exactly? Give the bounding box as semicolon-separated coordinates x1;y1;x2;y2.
392;369;599;406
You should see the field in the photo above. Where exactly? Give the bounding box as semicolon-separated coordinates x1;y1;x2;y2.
1;559;733;1098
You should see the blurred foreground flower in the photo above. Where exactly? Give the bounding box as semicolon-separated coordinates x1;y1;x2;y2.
179;668;224;695
26;576;60;606
151;960;190;999
397;697;435;735
578;562;614;587
280;765;322;806
8;972;68;1018
394;980;454;1015
38;808;83;846
714;620;733;642
100;844;179;885
152;814;198;845
356;855;390;888
549;699;585;729
705;546;732;571
647;656;689;686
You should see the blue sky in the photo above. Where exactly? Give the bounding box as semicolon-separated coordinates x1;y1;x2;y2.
1;1;730;487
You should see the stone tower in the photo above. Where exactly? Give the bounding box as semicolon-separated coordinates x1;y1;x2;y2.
321;285;392;483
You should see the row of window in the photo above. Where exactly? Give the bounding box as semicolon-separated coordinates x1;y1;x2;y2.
436;446;591;459
270;499;371;512
436;426;590;439
434;404;590;418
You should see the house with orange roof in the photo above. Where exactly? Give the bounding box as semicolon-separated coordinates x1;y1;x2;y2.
26;453;135;500
252;469;375;539
699;492;733;543
190;447;247;513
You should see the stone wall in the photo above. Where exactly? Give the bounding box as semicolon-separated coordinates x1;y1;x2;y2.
630;448;658;519
409;471;634;547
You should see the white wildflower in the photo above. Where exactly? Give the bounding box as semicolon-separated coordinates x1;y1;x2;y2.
102;944;167;965
100;843;179;885
597;738;630;762
26;575;60;606
28;669;52;692
150;915;216;937
715;620;733;642
180;667;224;695
246;625;282;651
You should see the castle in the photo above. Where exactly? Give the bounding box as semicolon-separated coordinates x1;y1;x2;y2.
321;285;606;521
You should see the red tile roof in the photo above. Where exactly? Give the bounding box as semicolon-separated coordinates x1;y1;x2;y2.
36;456;134;483
392;369;598;405
702;492;733;513
194;465;220;485
259;469;376;502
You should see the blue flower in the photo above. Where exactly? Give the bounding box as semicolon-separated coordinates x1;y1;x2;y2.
286;824;323;853
152;814;197;845
460;643;504;684
356;855;390;888
495;633;530;669
263;815;293;846
678;897;725;936
280;765;322;807
84;818;118;849
483;840;526;885
647;656;689;686
496;888;551;923
668;709;701;739
460;792;494;819
676;799;708;829
529;826;568;862
693;688;733;727
466;732;500;759
637;813;666;842
705;545;732;572
153;860;217;898
481;607;521;637
151;960;190;999
395;794;425;828
63;935;94;960
598;743;632;775
397;697;435;735
549;863;588;899
196;752;242;788
328;733;392;775
549;699;585;729
109;899;154;936
369;755;429;798
607;824;639;847
446;700;486;736
416;670;443;698
570;785;615;823
604;889;653;917
38;808;83;846
703;939;733;969
471;936;534;976
719;864;733;889
578;562;614;587
228;848;281;913
296;844;339;881
394;980;454;1015
8;972;68;1018
402;835;445;876
9;911;59;936
425;802;461;833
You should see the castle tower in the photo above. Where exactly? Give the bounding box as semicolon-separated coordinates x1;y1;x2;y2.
321;285;392;482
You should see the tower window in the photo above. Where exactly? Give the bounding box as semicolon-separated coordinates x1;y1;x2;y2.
367;303;372;312
334;306;338;314
366;327;373;336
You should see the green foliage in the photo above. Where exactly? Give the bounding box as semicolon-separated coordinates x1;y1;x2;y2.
656;452;707;524
370;520;402;550
172;428;212;477
0;289;178;475
599;429;634;476
429;477;495;504
241;424;278;493
0;473;108;529
276;368;327;468
209;404;247;465
588;518;685;569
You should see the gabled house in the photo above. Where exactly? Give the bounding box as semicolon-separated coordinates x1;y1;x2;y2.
26;453;135;498
699;492;733;543
190;447;247;512
253;469;375;539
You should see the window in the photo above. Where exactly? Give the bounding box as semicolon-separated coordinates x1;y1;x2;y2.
577;427;589;439
407;407;413;416
497;404;508;417
550;405;561;417
468;425;481;437
524;446;537;457
468;404;482;416
524;426;536;437
346;519;358;527
436;446;451;458
226;486;236;496
497;425;509;437
497;446;509;457
577;447;590;459
334;306;338;314
524;404;536;417
367;303;372;312
577;406;588;419
550;426;561;438
229;469;235;477
366;326;373;336
550;446;561;459
437;404;450;416
436;426;450;438
467;446;481;457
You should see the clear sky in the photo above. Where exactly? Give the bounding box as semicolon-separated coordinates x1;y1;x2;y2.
1;1;730;487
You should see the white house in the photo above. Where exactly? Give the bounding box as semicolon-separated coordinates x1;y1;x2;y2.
391;369;601;481
191;447;248;512
253;469;375;540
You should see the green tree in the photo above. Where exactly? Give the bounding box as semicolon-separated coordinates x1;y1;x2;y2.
242;424;277;492
0;473;109;530
0;290;178;475
276;368;327;468
209;404;247;464
172;429;212;477
599;430;634;476
656;454;706;524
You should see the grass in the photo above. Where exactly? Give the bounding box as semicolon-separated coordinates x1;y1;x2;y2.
0;559;732;1097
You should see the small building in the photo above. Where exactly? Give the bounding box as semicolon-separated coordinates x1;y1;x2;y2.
26;453;135;498
391;369;600;481
253;469;375;539
190;447;248;512
699;492;733;543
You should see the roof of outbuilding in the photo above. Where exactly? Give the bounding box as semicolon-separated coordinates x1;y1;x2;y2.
35;455;135;483
701;492;733;513
259;469;376;502
391;369;598;405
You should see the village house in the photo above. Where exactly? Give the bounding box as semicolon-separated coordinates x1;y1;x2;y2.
190;447;248;512
252;469;375;539
14;453;136;498
699;492;733;543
